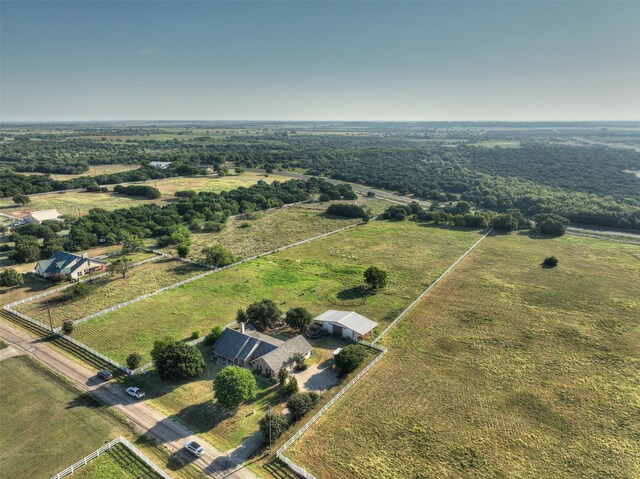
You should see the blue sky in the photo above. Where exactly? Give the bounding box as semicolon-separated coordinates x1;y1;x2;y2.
1;1;639;121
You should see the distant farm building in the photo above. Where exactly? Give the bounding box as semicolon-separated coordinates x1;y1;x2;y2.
35;251;106;281
212;324;312;378
150;161;172;170
314;310;378;341
24;209;61;224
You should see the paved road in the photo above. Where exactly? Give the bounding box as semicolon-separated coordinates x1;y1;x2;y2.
0;321;259;479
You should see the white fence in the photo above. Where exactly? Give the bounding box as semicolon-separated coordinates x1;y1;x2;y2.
50;436;172;479
4;219;370;377
275;227;495;477
275;347;388;466
372;227;494;344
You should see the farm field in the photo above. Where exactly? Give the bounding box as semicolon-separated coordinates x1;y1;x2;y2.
184;197;391;260
15;257;205;326
0;355;122;478
285;233;640;479
0;172;290;216
15;164;140;179
74;221;481;364
71;443;161;479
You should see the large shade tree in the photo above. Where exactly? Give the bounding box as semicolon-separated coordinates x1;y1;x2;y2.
214;366;257;409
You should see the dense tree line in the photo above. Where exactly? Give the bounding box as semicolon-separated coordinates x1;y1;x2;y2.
231;137;640;230
113;184;162;199
0;163;200;197
64;178;342;251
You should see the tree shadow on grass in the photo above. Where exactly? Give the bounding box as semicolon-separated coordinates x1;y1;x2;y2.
65;392;102;410
519;230;556;240
335;285;371;302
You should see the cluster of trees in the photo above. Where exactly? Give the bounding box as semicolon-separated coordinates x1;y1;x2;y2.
381;202;490;229
63;178;332;252
10;219;66;263
0;162;200;197
325;203;369;221
0;268;23;288
113;184;161;199
237;300;315;333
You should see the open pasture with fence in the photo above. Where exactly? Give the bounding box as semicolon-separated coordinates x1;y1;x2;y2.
73;221;481;364
14;256;206;327
283;233;640;479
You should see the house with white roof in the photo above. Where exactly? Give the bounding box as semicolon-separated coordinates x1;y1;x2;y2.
314;310;378;341
150;161;172;170
24;209;62;224
35;251;106;281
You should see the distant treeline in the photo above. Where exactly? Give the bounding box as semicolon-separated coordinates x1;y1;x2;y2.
232;138;640;230
0;162;201;197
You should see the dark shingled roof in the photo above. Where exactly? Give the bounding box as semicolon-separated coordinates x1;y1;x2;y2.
253;335;312;372
212;328;280;363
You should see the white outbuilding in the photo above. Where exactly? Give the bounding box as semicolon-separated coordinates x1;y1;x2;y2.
314;310;378;341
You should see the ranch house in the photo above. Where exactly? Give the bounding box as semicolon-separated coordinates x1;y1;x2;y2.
35;251;106;281
212;324;312;379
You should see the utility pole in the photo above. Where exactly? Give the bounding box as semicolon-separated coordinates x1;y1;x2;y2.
46;299;54;333
268;406;272;455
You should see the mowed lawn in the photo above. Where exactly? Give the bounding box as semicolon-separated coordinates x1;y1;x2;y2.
71;443;162;479
0;172;290;217
74;221;481;364
0;356;121;478
185;197;391;260
15;258;205;326
285;233;640;479
120;345;279;452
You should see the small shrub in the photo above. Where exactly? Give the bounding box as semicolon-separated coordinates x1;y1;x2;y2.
259;411;288;442
543;256;559;267
192;330;201;339
127;352;143;370
239;222;251;228
334;344;366;374
287;392;320;421
277;367;289;387
204;326;224;346
282;375;299;397
62;321;74;335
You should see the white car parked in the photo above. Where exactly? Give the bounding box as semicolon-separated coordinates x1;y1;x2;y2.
125;387;145;399
184;440;204;457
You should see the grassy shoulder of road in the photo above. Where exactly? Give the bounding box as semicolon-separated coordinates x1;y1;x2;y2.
15;258;206;326
175;197;391;261
0;354;209;479
0;172;291;217
283;232;640;479
74;221;482;364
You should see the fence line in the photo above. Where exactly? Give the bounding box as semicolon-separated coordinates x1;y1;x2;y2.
5;219;370;377
276;347;388;458
58;219;370;334
372;227;493;344
276;227;494;477
49;436;172;479
5;254;163;310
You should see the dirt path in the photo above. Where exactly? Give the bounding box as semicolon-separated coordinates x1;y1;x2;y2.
0;320;258;479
